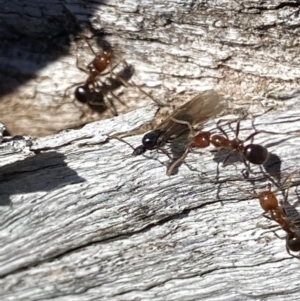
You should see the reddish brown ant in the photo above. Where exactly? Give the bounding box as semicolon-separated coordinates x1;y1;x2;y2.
74;41;112;106
64;37;164;115
230;171;300;260
63;38;130;115
192;120;269;165
167;119;271;176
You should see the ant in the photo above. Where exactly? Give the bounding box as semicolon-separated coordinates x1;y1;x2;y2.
131;90;227;175
230;171;300;260
132;90;227;156
167;119;271;176
64;38;163;115
74;43;112;106
63;38;129;115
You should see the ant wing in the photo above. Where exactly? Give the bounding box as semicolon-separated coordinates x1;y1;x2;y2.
181;89;227;125
156;90;227;144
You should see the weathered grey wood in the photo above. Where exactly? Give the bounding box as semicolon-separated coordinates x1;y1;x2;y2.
1;89;300;300
1;0;300;300
1;0;300;136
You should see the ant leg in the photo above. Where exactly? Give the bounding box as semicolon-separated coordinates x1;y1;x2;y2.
107;135;137;151
266;182;272;192
221;150;234;167
241;155;259;176
113;60;164;107
104;93;119;116
234;119;241;139
243;131;264;143
157;147;172;159
281;170;298;189
169;117;194;134
108;90;128;108
82;37;98;57
104;59;126;77
232;119;273;144
130;79;165;107
262;211;275;221
216;120;229;139
96;79;127;115
244;120;290;143
166;147;191;176
268;170;298;203
282;186;290;206
75;46;90;74
227;181;258;198
62;82;83;102
271;228;284;238
286;245;300;260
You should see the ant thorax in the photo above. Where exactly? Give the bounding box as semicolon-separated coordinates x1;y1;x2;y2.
230;138;244;152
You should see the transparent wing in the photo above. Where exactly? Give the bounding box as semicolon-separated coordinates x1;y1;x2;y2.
156;89;227;143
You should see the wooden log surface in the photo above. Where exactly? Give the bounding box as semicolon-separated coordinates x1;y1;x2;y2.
1;0;300;136
2;90;300;300
1;0;300;300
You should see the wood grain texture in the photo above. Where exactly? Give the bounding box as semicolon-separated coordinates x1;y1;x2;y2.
1;89;300;300
1;0;300;135
1;0;300;300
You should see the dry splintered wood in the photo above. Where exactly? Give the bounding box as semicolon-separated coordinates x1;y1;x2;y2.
1;90;300;300
1;0;300;300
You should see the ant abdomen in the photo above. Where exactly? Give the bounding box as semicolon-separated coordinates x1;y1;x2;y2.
243;144;269;165
286;233;300;252
75;86;89;103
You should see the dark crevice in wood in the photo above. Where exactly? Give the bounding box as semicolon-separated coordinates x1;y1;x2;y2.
0;199;223;280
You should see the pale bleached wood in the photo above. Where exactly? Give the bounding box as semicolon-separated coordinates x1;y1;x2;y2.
1;89;300;300
1;0;300;136
1;0;300;299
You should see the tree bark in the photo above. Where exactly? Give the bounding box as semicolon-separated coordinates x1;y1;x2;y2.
1;1;300;300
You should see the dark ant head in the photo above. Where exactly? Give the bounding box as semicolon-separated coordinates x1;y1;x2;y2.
132;145;147;156
75;86;89;103
142;130;163;150
243;144;269;165
132;130;163;156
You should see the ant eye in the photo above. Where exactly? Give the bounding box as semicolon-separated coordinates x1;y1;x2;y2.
142;130;162;150
75;86;89;103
